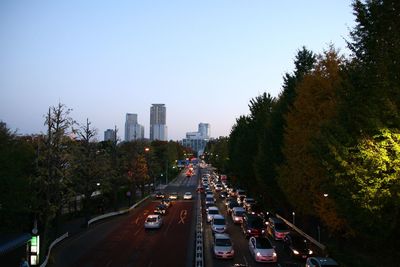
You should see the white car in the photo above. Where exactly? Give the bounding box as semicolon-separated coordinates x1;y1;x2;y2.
207;206;220;222
248;237;277;263
169;192;178;200
211;215;227;234
183;192;193;200
144;214;163;229
213;233;234;259
306;257;339;267
231;207;246;224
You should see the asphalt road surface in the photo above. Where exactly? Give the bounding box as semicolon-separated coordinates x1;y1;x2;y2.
50;171;198;267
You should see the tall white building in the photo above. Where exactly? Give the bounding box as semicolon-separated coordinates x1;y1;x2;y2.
150;104;167;141
198;123;210;138
125;113;144;141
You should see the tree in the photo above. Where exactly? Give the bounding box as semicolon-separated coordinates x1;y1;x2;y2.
34;103;75;249
278;48;344;221
0;122;35;233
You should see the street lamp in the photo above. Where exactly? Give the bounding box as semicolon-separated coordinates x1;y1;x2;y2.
292;212;295;225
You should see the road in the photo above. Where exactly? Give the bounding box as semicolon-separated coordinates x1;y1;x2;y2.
50;171;198;267
200;168;305;267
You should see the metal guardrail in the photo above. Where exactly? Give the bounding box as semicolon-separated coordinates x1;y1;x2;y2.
276;213;327;255
40;232;69;267
87;195;151;227
194;191;204;267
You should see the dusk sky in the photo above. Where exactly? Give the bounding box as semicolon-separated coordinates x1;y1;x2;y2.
0;0;355;141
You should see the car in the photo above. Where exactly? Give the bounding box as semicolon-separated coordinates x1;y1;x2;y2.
183;192;193;200
206;206;220;222
154;204;167;215
211;214;227;234
231;207;246;224
283;232;313;259
237;195;246;205
242;213;265;238
205;196;215;206
144;214;163;229
160;198;171;208
267;217;290;240
248;237;277;263
219;191;228;199
242;197;256;210
169;192;179;200
227;200;240;214
215;183;224;192
213;233;234;259
155;191;165;199
196;186;205;193
306;257;339;267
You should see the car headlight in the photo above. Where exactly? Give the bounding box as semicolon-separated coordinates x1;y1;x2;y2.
293;250;299;255
273;252;277;257
256;252;261;257
247;230;251;233
309;250;313;255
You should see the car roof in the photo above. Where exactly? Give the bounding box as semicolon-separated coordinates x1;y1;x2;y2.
147;214;160;218
232;207;246;211
208;206;218;211
214;233;230;239
184;192;191;194
312;257;339;265
213;214;225;220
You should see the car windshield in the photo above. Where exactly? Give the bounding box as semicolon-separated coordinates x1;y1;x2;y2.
275;222;288;231
206;197;214;202
255;238;272;249
246;199;255;204
209;210;219;214
249;218;264;228
213;218;225;225
234;211;245;216
147;217;157;222
215;238;231;246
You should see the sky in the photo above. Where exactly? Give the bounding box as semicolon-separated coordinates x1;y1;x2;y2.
0;0;356;141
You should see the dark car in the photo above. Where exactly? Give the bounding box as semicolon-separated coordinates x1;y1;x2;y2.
220;191;228;198
160;198;171;208
283;232;313;259
267;217;289;240
242;213;265;238
154;204;167;215
227;200;240;214
155;191;165;199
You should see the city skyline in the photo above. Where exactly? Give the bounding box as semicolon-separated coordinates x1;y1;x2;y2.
0;1;355;140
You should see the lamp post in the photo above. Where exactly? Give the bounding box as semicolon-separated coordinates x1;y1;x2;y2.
292;211;295;225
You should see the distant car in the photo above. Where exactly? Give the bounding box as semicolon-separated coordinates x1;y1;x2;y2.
219;191;228;199
144;214;163;229
306;257;339;267
227;200;240;215
154;204;167;215
213;233;234;259
267;217;290;240
248;237;277;263
155;191;165;199
207;206;220;222
243;197;256;210
211;215;227;234
205;196;215;206
242;213;265;238
283;232;313;259
160;198;171;208
169;192;179;200
196;186;205;193
183;192;193;200
231;207;246;224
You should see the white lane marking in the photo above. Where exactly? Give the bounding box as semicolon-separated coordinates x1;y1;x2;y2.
134;228;141;236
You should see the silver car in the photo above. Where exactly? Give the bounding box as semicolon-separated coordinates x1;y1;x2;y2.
248;237;277;263
231;207;246;224
144;214;163;229
211;214;227;233
213;233;234;259
207;206;220;222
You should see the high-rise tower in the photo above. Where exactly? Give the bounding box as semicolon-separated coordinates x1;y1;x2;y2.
150;104;167;141
125;113;144;141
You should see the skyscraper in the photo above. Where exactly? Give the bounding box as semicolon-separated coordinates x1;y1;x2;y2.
150;104;167;141
125;113;144;141
198;123;210;138
104;129;116;142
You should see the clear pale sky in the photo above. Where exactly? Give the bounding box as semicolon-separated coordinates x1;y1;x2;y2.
0;0;355;141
